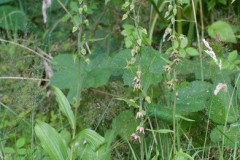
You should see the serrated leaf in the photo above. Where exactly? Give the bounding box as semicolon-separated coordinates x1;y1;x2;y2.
52;86;75;129
51;53;112;102
35;121;70;160
208;21;237;43
176;81;212;113
51;54;85;102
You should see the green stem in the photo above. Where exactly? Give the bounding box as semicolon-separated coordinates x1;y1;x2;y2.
191;0;204;81
177;6;182;34
70;2;84;159
149;1;166;42
172;71;177;155
172;0;177;156
221;73;240;153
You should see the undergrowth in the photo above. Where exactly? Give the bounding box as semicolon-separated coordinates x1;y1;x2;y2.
0;0;240;159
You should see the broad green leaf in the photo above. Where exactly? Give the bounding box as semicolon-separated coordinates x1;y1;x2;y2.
176;81;212;113
16;137;25;148
227;50;238;62
75;129;105;151
123;46;167;90
35;121;70;160
74;129;110;160
60;129;72;145
51;54;85;102
84;53;112;88
51;53;112;102
148;103;196;123
186;47;199;56
208;21;237;43
208;95;238;124
70;1;79;12
52;86;75;129
0;6;27;31
104;130;117;147
210;125;240;148
111;49;131;76
147;104;175;122
112;110;138;140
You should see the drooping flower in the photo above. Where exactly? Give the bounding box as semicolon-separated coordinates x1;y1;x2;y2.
136;111;146;119
133;71;142;91
214;83;227;95
136;126;145;134
130;133;141;143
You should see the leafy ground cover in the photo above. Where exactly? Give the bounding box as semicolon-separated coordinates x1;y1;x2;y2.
0;0;240;159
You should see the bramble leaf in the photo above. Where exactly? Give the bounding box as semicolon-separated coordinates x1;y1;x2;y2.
208;21;236;43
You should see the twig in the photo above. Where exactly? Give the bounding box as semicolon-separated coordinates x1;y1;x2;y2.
0;38;52;63
37;47;53;59
0;76;49;81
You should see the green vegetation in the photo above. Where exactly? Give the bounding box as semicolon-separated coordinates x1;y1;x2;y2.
1;0;240;159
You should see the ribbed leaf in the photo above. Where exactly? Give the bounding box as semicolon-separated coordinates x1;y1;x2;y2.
53;86;76;129
74;129;110;160
75;129;105;152
35;121;70;160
